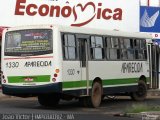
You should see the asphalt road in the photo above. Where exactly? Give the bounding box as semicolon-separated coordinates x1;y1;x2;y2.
1;96;159;120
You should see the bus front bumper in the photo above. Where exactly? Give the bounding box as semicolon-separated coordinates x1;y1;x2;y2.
2;83;62;97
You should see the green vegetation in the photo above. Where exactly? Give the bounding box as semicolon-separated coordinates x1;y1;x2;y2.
125;104;160;113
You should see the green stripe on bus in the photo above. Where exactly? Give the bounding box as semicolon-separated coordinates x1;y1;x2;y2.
63;78;140;89
63;81;87;89
7;75;51;83
102;78;138;86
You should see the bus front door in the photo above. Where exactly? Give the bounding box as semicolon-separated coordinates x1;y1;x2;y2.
78;38;89;95
148;43;159;89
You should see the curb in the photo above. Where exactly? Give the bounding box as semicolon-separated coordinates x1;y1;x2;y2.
113;113;142;118
122;112;160;120
125;113;142;118
147;89;160;96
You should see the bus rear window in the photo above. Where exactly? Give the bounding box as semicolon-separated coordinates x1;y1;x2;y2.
5;29;53;56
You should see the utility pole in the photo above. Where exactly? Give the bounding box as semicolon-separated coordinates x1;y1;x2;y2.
148;0;150;6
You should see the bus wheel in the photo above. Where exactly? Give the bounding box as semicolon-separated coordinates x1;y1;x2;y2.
79;82;102;108
91;81;102;107
130;80;147;101
38;94;60;107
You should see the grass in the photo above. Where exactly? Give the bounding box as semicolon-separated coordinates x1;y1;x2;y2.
125;104;160;113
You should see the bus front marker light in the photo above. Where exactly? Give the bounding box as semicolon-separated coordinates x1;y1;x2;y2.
52;78;56;82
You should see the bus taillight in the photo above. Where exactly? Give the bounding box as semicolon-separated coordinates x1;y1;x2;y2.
54;74;58;77
3;80;6;83
52;78;56;82
55;69;60;73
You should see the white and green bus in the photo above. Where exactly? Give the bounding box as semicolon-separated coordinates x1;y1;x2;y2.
1;25;152;108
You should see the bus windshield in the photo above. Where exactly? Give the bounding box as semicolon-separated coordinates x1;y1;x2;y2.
4;29;53;56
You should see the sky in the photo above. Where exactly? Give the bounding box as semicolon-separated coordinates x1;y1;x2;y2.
141;0;160;6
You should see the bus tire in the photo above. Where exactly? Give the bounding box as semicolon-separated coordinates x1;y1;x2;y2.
130;80;147;101
79;82;102;108
38;94;60;107
90;81;102;107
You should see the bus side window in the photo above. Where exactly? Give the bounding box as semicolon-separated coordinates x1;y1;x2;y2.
140;39;147;60
133;39;147;60
134;39;139;59
122;38;132;60
143;40;147;59
120;38;127;60
110;37;120;60
63;34;77;60
90;36;104;60
127;39;134;60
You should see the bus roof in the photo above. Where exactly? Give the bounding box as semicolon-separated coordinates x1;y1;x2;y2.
5;24;152;39
58;25;152;39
